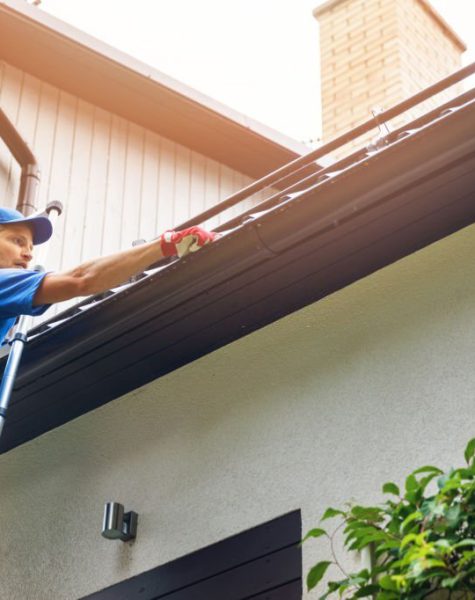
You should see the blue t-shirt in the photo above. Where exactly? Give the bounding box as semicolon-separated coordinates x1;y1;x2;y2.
0;269;51;345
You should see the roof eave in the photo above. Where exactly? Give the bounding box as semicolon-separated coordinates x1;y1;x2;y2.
1;96;474;454
0;0;310;178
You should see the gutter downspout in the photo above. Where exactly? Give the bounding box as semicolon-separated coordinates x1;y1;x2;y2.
0;106;49;442
0;106;40;215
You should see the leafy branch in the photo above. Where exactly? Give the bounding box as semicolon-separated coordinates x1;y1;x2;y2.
303;438;475;599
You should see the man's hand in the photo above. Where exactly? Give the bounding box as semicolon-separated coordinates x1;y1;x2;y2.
160;226;218;258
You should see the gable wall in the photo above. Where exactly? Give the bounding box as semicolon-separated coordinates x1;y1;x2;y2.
0;61;267;317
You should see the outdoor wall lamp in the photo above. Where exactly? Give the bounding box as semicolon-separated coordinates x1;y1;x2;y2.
102;502;138;542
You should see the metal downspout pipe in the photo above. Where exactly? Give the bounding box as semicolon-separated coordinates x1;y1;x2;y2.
0;106;40;216
0;107;44;440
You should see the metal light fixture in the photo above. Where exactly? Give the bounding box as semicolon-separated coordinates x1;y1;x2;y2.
102;502;138;542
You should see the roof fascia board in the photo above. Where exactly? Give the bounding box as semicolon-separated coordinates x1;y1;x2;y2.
1;99;474;453
13;101;475;362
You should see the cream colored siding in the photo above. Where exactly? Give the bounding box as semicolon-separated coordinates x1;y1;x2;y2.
0;64;21;207
189;151;206;222
0;61;269;317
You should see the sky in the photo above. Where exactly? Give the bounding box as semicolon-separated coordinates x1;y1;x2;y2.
36;0;474;146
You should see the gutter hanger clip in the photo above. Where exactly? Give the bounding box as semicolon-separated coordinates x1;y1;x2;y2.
366;106;391;153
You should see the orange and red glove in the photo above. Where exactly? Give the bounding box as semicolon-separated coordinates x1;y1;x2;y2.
160;226;218;258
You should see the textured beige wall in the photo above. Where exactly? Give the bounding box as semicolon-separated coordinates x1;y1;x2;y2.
0;222;474;599
315;0;464;156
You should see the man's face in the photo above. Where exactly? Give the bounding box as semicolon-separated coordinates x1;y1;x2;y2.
0;222;34;269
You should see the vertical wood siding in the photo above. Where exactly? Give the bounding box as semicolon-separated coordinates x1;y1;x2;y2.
0;61;270;318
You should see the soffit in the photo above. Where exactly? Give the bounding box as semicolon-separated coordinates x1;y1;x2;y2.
0;0;308;178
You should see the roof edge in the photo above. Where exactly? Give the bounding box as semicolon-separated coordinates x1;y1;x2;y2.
1;95;474;453
0;0;309;157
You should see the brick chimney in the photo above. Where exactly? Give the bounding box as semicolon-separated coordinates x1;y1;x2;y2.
314;0;466;153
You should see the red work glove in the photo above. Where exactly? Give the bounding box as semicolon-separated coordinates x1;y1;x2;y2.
160;226;218;258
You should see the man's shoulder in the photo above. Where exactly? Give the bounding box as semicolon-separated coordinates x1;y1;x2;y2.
0;268;46;288
0;267;39;277
0;267;24;280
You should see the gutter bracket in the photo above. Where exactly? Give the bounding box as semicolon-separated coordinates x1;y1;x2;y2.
366;106;392;153
240;214;281;258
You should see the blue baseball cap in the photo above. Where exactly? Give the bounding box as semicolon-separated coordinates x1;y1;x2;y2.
0;207;53;245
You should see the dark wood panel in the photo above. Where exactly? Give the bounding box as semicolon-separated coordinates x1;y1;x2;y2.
153;546;300;600
81;511;302;600
241;580;302;600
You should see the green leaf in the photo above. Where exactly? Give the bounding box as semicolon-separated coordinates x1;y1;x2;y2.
318;580;341;600
354;584;380;597
378;540;401;551
418;472;440;493
405;474;419;492
421;498;444;520
453;539;475;549
400;532;418;550
358;531;391;546
307;560;332;591
301;527;328;544
458;550;475;567
445;503;461;528
379;574;398;591
441;574;464;588
464;438;475;464
437;473;450;490
424;558;446;570
321;507;345;521
382;482;400;496
411;465;443;476
453;467;475;480
400;511;423;533
351;505;383;521
433;539;452;551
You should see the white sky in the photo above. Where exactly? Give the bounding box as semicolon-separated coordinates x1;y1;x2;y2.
37;0;474;146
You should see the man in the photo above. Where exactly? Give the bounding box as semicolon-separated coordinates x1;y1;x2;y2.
0;207;216;345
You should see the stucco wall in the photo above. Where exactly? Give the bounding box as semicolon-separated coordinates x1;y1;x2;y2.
1;222;474;599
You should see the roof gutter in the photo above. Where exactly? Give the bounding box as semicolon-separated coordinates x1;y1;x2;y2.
175;62;475;231
1;93;474;454
0;106;40;215
1;67;474;453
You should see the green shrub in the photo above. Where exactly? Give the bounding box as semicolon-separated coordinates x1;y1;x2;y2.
303;439;475;599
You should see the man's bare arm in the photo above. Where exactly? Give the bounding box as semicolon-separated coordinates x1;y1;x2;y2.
33;239;164;305
33;226;217;305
